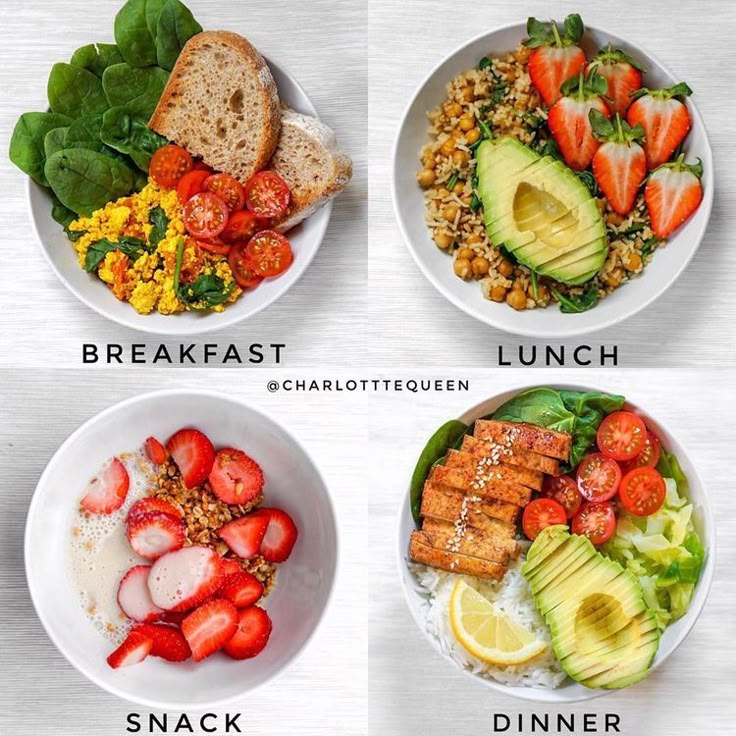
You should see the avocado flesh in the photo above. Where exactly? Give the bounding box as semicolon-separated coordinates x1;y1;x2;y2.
523;525;570;569
525;534;590;583
528;542;598;595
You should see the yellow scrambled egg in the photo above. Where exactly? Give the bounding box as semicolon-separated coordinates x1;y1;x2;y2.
70;181;242;315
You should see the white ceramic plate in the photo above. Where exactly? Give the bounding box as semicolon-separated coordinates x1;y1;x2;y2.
392;23;714;337
396;384;715;703
25;390;338;709
28;57;332;336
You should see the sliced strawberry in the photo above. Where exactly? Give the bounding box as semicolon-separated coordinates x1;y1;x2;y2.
166;428;215;488
218;513;269;560
208;448;264;505
181;599;238;662
220;557;244;576
223;606;272;660
117;565;164;623
588;44;644;116
127;511;185;561
627;82;692;170
126;497;182;527
219;572;264;608
80;457;129;515
161;610;188;626
133;623;191;662
148;545;223;612
645;155;703;238
107;629;153;669
258;508;299;563
144;436;168;465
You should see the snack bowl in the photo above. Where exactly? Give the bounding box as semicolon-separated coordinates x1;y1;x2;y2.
28;57;332;336
392;23;714;338
396;383;715;702
25;389;338;709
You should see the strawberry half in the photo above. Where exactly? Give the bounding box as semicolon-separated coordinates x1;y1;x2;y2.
133;623;191;662
127;511;185;561
645;155;703;238
166;428;215;488
220;557;245;576
218;513;270;560
524;14;587;106
107;629;153;669
208;448;264;505
588;43;644;116
258;508;299;563
117;565;164;623
126;497;182;527
80;457;129;515
219;572;264;608
590;111;647;215
181;599;238;662
627;82;692;170
144;436;168;465
223;606;272;660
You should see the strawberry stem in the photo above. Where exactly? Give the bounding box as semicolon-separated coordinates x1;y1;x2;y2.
551;19;562;47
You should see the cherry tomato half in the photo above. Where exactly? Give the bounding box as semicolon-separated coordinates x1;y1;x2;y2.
182;192;229;239
204;173;245;211
245;171;291;218
150;144;193;189
597;411;648;461
619;467;666;517
192;160;214;173
541;475;582;519
577;452;622;502
227;241;264;289
571;502;616;546
220;210;262;244
176;170;210;203
245;230;293;277
195;238;231;256
522;498;567;541
622;431;661;473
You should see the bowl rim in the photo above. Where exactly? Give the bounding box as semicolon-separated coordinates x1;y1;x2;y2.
24;388;340;710
27;55;333;337
390;21;715;338
394;381;716;703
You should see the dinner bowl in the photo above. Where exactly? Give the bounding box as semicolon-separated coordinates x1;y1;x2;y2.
28;57;332;336
392;23;714;338
25;389;338;709
396;383;715;703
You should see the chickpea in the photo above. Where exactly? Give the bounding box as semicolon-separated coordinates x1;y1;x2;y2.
490;285;508;302
451;128;463;140
422;152;437;169
465;128;481;144
466;233;483;245
457;247;475;261
433;230;453;249
461;194;474;205
459;114;475;132
440;139;455;156
597;198;606;214
461;86;475;102
452;181;465;196
472;256;490;276
453;150;470;167
535;283;550;301
497;259;514;278
514;46;532;63
442;203;459;222
444;101;463;118
623;252;642;272
507;289;527;311
608;211;625;227
417;169;436;188
453;257;472;279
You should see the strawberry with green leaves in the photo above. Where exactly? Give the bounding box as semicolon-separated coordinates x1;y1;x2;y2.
524;14;587;106
590;110;647;215
588;43;644;116
645;155;703;238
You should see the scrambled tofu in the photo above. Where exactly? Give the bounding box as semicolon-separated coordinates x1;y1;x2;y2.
69;180;242;315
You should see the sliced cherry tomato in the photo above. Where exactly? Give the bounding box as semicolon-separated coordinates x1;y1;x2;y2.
221;210;262;244
150;144;193;189
577;452;622;502
245;171;291;218
182;192;229;239
204;173;245;211
541;475;582;519
228;241;264;289
192;160;213;173
597;411;647;461
176;169;210;203
571;502;616;545
245;230;293;277
195;238;231;256
622;431;661;473
619;467;666;517
522;498;567;541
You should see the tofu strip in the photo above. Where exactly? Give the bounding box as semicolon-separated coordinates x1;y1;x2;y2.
444;448;543;491
429;464;532;507
461;434;561;476
421;518;520;563
409;533;507;581
473;419;571;461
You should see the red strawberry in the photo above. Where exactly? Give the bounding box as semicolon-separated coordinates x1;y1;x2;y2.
127;512;185;561
258;508;299;563
107;629;153;669
80;457;129;515
126;497;182;526
133;623;191;662
208;449;264;505
220;557;244;576
181;599;238;662
587;44;644;116
627;82;692;170
144;436;168;465
166;428;215;488
524;14;587;106
590;111;647;215
644;155;703;238
148;545;223;612
161;610;188;626
117;565;164;623
223;606;272;660
548;69;611;170
218;513;270;560
219;572;264;608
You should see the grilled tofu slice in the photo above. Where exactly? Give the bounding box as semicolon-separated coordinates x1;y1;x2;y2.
409;533;507;580
444;448;543;491
461;435;561;476
429;464;532;508
474;420;571;461
421;518;520;563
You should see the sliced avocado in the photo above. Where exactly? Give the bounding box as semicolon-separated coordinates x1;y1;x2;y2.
528;540;598;595
522;525;570;570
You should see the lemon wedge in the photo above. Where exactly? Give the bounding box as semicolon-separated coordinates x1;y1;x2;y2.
449;579;547;666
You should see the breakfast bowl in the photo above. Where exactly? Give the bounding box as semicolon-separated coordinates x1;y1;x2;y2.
396;383;715;703
25;389;338;709
392;22;714;338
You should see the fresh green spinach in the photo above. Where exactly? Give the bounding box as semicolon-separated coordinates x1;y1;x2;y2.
576;170;599;196
173;238;235;311
148;205;169;247
47;63;109;119
551;283;600;314
102;63;169;118
70;43;124;78
155;0;202;70
84;235;147;272
51;197;85;241
640;236;661;258
9;112;72;186
101;106;168;170
44;127;69;158
114;0;159;67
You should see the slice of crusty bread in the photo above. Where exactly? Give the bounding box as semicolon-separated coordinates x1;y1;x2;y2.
270;108;352;232
149;31;281;183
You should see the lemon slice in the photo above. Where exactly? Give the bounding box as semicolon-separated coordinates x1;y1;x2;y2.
449;579;547;666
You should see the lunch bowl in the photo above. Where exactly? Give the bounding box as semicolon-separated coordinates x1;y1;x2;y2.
392;23;714;338
28;57;332;336
25;389;338;709
396;383;715;703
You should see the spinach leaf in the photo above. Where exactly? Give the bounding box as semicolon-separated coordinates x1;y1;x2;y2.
44;127;69;158
9;112;72;186
478;56;493;70
551;283;599;314
409;419;469;524
144;0;168;36
155;0;202;70
45;149;135;216
102;63;169;118
51;197;85;241
101;107;168;171
84;235;147;272
115;0;159;67
497;244;519;265
476;116;493;141
576;170;599;196
173;238;235;310
148;205;169;247
64;114;106;152
536;138;563;160
47;63;109;119
70;43;124;78
446;172;459;191
640;236;661;258
488;82;509;106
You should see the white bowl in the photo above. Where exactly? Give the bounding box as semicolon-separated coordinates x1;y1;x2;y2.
396;384;715;703
25;389;338;709
28;57;332;336
392;23;714;338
